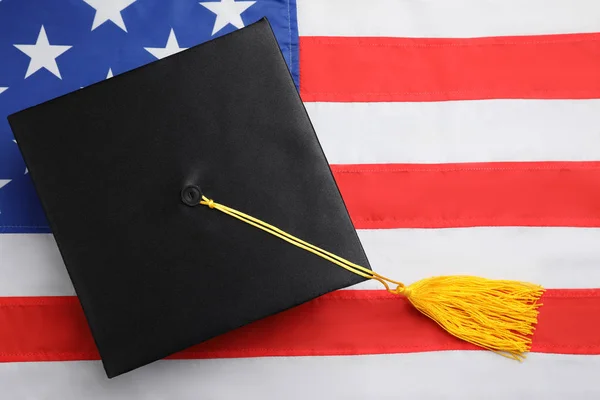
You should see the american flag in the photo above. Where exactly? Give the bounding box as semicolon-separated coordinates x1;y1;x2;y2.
1;0;600;398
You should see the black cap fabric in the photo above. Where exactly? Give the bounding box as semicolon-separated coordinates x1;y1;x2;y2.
7;18;371;378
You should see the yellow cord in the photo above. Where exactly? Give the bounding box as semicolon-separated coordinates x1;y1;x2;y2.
200;196;406;294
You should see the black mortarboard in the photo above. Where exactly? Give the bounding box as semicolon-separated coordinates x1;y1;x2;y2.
8;18;370;378
8;17;545;379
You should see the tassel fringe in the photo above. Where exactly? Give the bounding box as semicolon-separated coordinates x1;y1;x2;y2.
402;275;545;361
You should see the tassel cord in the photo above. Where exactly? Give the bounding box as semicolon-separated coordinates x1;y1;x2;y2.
200;196;407;295
199;196;544;361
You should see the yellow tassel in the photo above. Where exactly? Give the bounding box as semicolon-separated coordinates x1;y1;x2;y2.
199;196;545;361
399;276;545;361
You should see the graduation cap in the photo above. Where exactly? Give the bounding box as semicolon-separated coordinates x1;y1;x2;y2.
8;18;544;378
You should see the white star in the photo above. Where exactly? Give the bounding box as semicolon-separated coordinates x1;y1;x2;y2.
144;29;188;60
14;26;72;79
199;0;256;35
0;87;7;95
13;140;28;174
83;0;137;32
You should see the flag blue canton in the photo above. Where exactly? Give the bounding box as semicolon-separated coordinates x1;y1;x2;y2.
0;0;299;233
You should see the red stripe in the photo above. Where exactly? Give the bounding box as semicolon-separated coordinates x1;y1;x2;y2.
1;289;599;362
299;34;600;102
331;161;600;229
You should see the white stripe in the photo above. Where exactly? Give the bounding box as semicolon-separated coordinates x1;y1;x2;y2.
3;227;600;295
353;227;600;290
306;100;600;164
1;353;598;399
0;179;11;189
297;0;600;37
0;234;75;296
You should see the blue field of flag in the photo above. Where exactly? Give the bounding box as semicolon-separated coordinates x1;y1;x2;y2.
0;0;299;233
